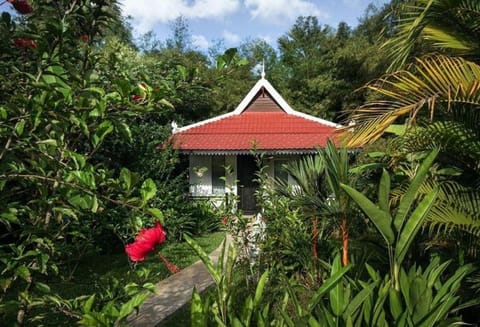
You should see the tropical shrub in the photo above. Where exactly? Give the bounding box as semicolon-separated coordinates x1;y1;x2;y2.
0;0;170;324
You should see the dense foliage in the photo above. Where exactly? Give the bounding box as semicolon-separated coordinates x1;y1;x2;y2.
2;0;479;325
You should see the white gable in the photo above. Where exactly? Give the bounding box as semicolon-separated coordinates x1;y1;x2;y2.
174;76;341;134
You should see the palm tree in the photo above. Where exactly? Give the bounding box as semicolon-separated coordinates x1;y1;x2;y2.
344;54;480;148
384;0;480;72
343;0;480;254
277;140;354;266
344;0;480;147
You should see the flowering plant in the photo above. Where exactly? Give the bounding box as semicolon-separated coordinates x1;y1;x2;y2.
13;37;37;50
125;222;180;273
6;0;33;14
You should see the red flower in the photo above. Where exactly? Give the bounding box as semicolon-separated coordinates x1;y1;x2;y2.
125;241;154;262
131;94;142;103
222;216;228;224
13;38;37;50
7;0;33;14
125;222;166;262
135;221;166;245
80;34;89;42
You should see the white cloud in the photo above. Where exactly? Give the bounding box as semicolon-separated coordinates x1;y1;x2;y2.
192;34;210;49
120;0;240;32
223;30;241;44
244;0;329;23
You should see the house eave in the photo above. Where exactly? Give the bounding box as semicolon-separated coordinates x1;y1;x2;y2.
179;149;320;156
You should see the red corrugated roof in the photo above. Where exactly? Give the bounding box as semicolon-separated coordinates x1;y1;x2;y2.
172;112;338;151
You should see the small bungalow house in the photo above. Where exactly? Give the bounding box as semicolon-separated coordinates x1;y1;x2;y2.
170;75;341;214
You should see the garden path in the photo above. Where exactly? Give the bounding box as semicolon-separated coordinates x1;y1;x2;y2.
127;235;230;327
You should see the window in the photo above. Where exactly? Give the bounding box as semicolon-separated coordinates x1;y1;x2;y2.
211;156;225;195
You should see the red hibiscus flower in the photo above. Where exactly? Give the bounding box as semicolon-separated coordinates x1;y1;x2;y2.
80;34;89;42
7;0;33;14
222;216;228;224
125;222;166;262
13;38;37;50
135;221;166;245
125;241;154;262
131;94;143;103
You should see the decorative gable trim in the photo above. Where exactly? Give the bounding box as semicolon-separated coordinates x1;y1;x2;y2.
174;76;341;134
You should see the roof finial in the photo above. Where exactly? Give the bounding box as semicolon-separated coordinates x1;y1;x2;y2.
261;59;265;79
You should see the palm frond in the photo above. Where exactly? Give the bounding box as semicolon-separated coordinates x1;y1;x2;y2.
343;55;480;147
383;0;436;71
423;25;476;52
398;120;480;177
384;0;480;71
390;167;480;238
274;154;329;213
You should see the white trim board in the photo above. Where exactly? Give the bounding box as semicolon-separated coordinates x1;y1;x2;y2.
174;77;342;134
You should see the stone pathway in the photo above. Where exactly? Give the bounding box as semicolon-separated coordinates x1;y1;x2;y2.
127;236;228;327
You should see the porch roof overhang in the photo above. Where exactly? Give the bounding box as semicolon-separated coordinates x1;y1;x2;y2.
178;149;320;156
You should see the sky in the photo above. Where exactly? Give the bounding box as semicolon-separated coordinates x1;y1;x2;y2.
120;0;390;51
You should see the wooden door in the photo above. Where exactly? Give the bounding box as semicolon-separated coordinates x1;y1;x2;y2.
237;155;258;214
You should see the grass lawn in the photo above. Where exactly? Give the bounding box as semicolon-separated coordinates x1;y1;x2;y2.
46;231;226;323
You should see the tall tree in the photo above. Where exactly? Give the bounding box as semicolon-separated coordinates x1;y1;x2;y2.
277;12;389;121
166;16;192;53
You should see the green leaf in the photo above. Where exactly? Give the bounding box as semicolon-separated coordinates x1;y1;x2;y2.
15;266;31;282
191;288;206;327
84;294;95;313
92;121;113;147
42;74;57;85
0;278;12;292
426;260;450;289
399;268;411;313
241;296;254;326
35;282;51;294
36;139;58;146
176;65;187;81
309;257;352;311
67;193;91;210
118;293;149;320
395;188;438;265
308;316;322;327
120;168;132;191
341;183;394;245
343;280;378;318
117;122;132;141
378;169;391;212
53;207;78;219
432;264;473;306
15;120;26;136
158;98;174;108
389;288;403;321
84;87;105;97
184;234;221;284
71;171;96;189
140;179;157;202
417;297;458;327
349;162;386;174
253;271;269;309
0;107;7;120
147;208;164;224
393;149;438;232
1;211;19;224
329;255;346;316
